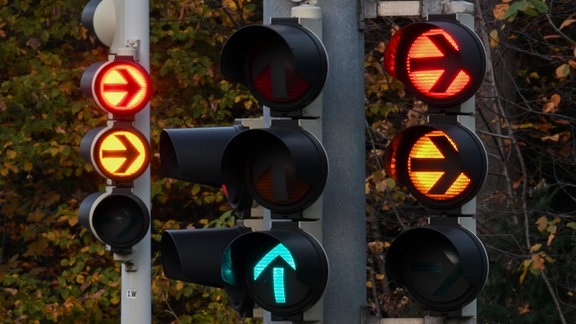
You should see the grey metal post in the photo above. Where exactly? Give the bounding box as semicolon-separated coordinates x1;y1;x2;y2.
118;0;152;322
264;1;366;323
320;2;366;323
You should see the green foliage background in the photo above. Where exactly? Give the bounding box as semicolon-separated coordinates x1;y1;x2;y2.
365;0;576;322
1;0;575;322
0;0;261;322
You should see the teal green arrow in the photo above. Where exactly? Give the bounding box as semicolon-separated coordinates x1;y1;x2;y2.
253;243;296;304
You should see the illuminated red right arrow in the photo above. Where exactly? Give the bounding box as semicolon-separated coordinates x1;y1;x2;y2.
102;68;143;107
409;33;464;94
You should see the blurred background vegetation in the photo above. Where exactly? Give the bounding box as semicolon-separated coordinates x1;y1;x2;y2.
0;0;575;322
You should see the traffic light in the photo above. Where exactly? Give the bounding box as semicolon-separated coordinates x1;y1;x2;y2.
78;189;149;254
382;15;489;317
221;125;328;216
81;58;151;118
222;224;328;319
81;0;116;47
220;18;327;116
385;224;488;312
78;7;151;254
159;17;329;320
384;122;487;210
383;17;486;108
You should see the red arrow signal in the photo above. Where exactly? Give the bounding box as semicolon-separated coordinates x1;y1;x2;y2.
383;20;486;108
408;31;471;98
82;59;151;117
101;68;145;107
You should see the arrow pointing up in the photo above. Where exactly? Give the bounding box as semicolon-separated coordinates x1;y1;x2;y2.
253;243;296;304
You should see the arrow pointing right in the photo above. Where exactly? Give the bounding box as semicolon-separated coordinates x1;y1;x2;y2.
409;33;463;93
101;134;141;173
410;134;465;195
102;67;143;107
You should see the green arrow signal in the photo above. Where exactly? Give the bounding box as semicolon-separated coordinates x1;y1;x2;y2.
253;243;296;304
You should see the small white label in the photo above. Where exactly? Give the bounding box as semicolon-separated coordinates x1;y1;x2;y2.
126;289;137;299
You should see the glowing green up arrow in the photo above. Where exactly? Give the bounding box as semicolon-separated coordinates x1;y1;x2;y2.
253;243;296;304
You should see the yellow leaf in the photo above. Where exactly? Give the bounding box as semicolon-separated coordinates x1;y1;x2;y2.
530;243;542;252
23;161;33;171
531;252;546;271
560;17;576;30
547;231;556;246
489;29;499;48
536;216;548;232
519;266;528;284
6;150;16;159
555;64;570;78
367;241;385;253
176;280;184;291
493;4;510;20
110;294;120;305
68;216;78;227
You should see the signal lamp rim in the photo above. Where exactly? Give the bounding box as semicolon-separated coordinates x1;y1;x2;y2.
385;224;488;311
221;126;328;215
83;60;151;116
383;20;486;108
92;126;150;182
385;122;487;209
220;21;328;113
78;191;150;251
224;229;329;316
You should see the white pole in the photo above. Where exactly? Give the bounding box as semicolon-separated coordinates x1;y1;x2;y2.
118;0;152;322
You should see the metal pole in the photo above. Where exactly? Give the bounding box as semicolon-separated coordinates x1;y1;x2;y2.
320;1;366;323
119;0;152;322
263;1;366;323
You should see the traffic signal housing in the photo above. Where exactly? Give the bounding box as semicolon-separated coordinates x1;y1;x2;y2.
382;15;489;317
81;57;152;119
221;18;327;116
223;224;329;319
221;124;328;217
77;20;152;254
384;122;487;210
81;0;116;47
385;224;488;312
78;189;149;254
159;17;329;320
384;18;486;108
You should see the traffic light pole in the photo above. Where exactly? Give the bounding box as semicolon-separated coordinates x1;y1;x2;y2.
320;2;366;323
117;0;152;322
428;3;479;323
264;1;366;323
